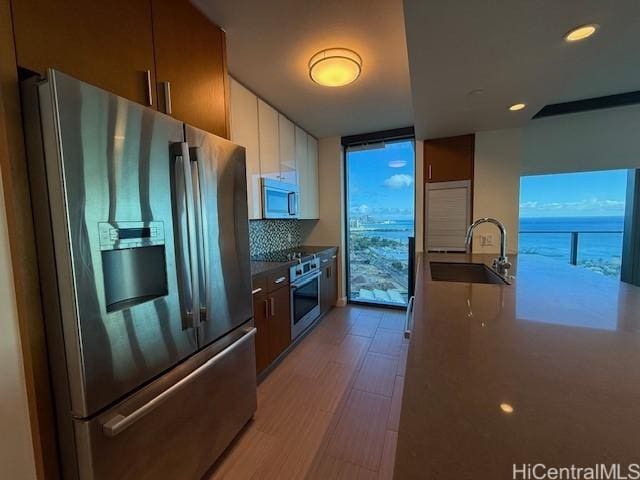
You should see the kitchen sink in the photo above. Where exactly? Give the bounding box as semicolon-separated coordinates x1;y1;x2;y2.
429;262;509;285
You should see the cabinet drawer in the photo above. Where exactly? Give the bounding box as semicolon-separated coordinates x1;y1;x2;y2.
318;249;338;265
251;275;267;295
267;269;290;292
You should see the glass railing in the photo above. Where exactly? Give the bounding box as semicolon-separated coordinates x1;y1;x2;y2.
518;230;624;277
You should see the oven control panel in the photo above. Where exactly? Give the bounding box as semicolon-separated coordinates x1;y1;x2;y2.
290;255;319;282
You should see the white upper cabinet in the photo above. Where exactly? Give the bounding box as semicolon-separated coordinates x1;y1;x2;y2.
278;114;297;184
258;99;280;181
229;78;262;219
229;77;319;219
304;134;319;219
297;129;319;219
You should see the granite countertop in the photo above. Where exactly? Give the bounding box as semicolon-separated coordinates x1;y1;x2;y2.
250;245;337;277
395;253;640;479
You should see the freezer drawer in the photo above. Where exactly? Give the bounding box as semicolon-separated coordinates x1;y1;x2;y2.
73;327;257;480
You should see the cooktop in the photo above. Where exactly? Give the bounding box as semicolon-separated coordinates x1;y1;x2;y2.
251;248;318;263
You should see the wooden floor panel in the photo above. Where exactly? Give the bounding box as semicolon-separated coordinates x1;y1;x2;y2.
378;311;405;331
387;376;405;432
354;353;399;397
378;430;399;480
349;315;381;337
207;305;407;480
324;389;391;471
369;329;405;357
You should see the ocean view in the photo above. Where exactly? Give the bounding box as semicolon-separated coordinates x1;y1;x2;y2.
519;216;624;277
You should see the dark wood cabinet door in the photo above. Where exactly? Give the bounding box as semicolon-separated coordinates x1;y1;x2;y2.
151;0;228;137
424;134;474;183
12;0;157;106
267;285;291;361
252;291;270;374
320;260;337;314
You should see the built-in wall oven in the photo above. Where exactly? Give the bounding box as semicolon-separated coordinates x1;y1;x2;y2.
262;178;299;219
290;256;321;339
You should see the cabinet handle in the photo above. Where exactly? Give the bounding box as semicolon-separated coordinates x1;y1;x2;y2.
270;297;275;316
322;259;328;264
264;299;269;319
327;266;330;279
163;81;172;115
332;255;337;260
252;287;263;295
145;70;153;106
274;276;286;284
428;164;432;180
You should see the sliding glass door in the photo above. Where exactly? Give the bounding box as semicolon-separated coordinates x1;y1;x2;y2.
345;139;415;307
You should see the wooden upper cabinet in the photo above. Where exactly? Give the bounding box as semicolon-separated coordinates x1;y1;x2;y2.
11;0;157;106
424;134;474;183
151;0;228;137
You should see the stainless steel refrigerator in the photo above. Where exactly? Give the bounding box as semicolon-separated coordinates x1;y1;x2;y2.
22;69;256;479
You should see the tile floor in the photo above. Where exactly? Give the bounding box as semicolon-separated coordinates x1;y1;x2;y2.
207;305;408;480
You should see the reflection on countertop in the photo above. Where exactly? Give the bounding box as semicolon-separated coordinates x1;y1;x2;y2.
395;253;640;480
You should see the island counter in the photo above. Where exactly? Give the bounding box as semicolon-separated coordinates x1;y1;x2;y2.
395;253;640;479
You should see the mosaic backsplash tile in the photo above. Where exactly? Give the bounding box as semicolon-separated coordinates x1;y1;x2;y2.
249;220;302;256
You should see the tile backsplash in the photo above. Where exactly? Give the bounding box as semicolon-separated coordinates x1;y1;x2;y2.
249;220;302;256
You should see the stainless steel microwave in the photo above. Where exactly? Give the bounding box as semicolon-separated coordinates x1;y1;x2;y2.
262;178;299;218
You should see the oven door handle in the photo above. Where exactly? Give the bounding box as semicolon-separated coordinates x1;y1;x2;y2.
291;272;320;290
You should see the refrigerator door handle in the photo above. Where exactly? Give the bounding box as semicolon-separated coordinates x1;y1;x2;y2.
173;143;200;330
102;328;257;437
189;155;207;322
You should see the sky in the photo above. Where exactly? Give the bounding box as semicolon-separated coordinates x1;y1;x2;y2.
347;140;415;220
520;169;628;218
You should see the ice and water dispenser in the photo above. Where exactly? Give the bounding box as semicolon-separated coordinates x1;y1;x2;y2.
99;222;168;312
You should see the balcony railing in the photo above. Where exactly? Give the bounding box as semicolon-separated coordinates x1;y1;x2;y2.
518;230;624;277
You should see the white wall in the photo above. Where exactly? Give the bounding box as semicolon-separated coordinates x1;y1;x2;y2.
0;163;37;479
472;128;522;255
522;104;640;175
302;137;347;304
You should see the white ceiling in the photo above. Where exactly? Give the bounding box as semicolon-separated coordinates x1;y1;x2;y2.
404;0;640;139
195;0;640;140
193;0;413;138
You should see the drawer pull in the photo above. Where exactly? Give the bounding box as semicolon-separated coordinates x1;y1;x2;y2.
252;287;263;295
274;276;286;284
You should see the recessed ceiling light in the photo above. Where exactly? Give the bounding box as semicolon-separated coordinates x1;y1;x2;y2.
388;160;407;168
309;48;362;87
564;24;598;42
509;103;526;111
500;403;514;414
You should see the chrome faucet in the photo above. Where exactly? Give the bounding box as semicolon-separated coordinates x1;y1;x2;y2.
465;217;512;277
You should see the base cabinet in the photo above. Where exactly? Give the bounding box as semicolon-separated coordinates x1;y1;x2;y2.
252;289;270;374
252;270;291;374
320;258;338;315
267;285;291;362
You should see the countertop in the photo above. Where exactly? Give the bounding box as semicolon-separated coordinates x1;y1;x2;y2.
395;253;640;479
250;246;337;277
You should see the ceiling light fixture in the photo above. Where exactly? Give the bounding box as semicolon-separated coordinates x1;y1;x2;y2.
309;48;362;87
564;24;598;42
509;103;526;111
